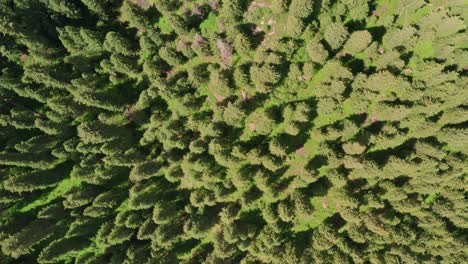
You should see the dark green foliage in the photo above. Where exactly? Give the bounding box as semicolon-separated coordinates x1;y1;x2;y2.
38;236;89;263
0;0;466;263
1;219;57;258
129;159;163;182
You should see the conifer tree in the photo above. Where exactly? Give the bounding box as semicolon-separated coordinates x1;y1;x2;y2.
324;22;349;50
289;0;314;19
1;219;57;259
0;1;466;263
343;30;372;55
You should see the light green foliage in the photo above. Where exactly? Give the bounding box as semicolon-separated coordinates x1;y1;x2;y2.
250;64;281;93
220;0;243;21
0;0;465;263
343;30;372;54
223;102;246;128
47;0;81;19
271;0;289;14
81;0;110;18
289;0;314;18
245;109;276;136
306;42;329;64
342;142;366;155
285;15;305;37
324;22;349;50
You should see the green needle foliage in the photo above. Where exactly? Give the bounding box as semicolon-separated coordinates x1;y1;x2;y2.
0;0;467;263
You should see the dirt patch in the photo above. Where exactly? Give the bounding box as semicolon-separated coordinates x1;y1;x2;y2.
20;54;29;62
295;147;307;157
214;94;226;102
129;0;151;9
321;197;329;209
217;39;233;68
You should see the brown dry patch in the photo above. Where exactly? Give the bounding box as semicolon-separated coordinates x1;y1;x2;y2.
129;0;151;9
214;94;226;102
124;105;135;122
295;147;307;157
321;197;329;209
217;39;233;68
245;1;271;15
259;18;278;47
182;5;191;16
162;69;173;78
241;90;249;100
209;0;219;11
247;123;256;132
177;40;189;52
218;20;226;33
20;54;29;62
336;51;349;59
191;3;203;17
362;114;378;125
193;33;205;46
404;68;413;74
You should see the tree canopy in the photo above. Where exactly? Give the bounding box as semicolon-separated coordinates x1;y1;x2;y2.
0;0;466;263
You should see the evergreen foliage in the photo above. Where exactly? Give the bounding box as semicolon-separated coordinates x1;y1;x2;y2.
0;0;466;263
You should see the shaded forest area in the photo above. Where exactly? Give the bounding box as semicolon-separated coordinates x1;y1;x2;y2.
0;0;467;263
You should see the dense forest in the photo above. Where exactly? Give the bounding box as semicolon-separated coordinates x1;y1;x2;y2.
0;0;467;263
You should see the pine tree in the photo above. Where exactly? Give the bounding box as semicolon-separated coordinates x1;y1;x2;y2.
4;166;66;193
38;236;89;263
1;219;57;258
153;201;180;224
223;102;246;128
81;0;112;19
0;1;466;263
0;151;58;169
250;64;281;93
343;30;372;55
120;1;150;30
159;46;186;66
306;42;329;64
285;15;305;37
289;0;313;19
104;32;136;56
292;190;313;218
324;22;349;50
277;200;294;222
77;121;129;144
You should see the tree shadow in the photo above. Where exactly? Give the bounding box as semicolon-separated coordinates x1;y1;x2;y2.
367;26;387;43
302;175;331;197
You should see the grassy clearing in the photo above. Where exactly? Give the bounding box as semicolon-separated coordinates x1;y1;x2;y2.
200;13;218;37
292;189;337;232
19;177;81;212
157;17;173;34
